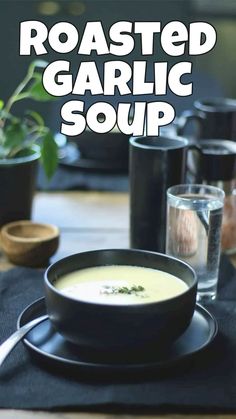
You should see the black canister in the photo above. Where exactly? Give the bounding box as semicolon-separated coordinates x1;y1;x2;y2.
129;136;189;253
199;140;236;182
177;98;236;140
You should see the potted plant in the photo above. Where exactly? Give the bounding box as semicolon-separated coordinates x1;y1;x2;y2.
0;60;58;226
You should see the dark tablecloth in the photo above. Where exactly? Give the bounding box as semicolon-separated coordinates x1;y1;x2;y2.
0;255;236;412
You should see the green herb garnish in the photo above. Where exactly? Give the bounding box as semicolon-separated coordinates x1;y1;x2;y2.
100;284;146;296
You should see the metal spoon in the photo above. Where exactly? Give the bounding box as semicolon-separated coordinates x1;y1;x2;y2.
0;315;48;367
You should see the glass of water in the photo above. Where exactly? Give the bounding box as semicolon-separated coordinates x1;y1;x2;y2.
166;184;225;303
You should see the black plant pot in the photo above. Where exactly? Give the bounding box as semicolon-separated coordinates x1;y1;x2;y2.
0;147;40;226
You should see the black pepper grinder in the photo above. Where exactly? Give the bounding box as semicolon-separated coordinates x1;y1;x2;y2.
198;139;236;254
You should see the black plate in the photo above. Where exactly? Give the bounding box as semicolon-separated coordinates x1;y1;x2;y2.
59;143;128;172
17;298;218;375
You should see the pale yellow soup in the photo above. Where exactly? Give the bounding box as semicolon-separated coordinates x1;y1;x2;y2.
55;265;188;305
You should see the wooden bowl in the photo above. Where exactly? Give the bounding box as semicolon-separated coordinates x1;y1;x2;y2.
1;220;59;267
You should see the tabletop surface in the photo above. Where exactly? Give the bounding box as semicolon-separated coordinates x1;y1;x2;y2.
0;190;235;419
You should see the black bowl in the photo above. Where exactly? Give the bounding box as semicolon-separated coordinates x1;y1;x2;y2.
75;129;129;161
44;249;197;358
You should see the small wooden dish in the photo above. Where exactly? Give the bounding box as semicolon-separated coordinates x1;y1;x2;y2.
1;220;59;267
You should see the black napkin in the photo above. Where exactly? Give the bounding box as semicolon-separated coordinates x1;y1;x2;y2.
37;165;129;192
0;256;236;412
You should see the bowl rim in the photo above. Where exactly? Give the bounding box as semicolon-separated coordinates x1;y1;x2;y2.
1;220;59;243
44;248;197;309
194;97;236;113
0;145;40;165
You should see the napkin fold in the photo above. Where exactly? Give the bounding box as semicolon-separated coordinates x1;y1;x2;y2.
0;255;236;412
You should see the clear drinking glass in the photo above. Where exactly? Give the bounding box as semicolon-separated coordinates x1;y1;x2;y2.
166;184;225;303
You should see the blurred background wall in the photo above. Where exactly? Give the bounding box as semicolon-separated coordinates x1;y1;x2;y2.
0;0;235;132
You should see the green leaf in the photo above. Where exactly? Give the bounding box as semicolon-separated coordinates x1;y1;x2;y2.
28;74;56;102
0;109;15;121
28;60;48;76
0;127;6;148
40;131;58;179
0;100;4;110
26;110;45;127
4;121;27;149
